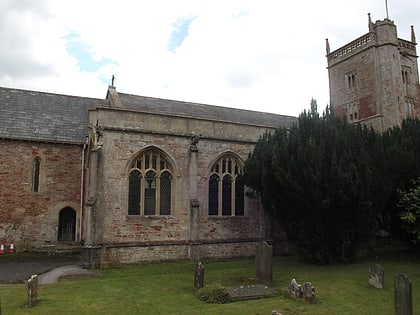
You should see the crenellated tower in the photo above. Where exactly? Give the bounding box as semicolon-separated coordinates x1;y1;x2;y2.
326;14;420;132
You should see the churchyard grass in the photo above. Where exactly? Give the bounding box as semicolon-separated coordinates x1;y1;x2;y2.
0;248;419;314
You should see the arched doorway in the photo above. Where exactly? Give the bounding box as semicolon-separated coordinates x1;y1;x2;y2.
58;207;76;242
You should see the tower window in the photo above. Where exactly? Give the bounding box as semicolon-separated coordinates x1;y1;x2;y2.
347;102;358;122
346;73;356;89
405;98;414;117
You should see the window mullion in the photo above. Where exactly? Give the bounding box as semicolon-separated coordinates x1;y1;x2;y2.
218;177;222;216
231;178;236;216
156;175;161;215
140;177;145;215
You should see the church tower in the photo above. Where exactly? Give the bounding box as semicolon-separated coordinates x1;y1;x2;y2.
326;14;420;132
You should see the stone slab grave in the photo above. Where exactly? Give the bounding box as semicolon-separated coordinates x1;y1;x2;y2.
227;284;279;301
226;241;278;301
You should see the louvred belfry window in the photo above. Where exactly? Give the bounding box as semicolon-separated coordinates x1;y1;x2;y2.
128;149;173;215
208;154;245;216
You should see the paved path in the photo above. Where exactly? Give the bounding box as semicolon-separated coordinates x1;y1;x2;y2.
0;257;100;284
38;265;100;285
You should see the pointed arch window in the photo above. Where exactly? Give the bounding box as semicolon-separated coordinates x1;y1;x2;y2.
128;149;173;215
33;157;41;192
208;154;245;216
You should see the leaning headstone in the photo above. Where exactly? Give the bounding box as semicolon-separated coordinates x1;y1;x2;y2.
194;262;204;289
255;241;272;285
302;282;315;303
288;278;302;298
369;263;384;289
394;273;412;315
27;275;39;307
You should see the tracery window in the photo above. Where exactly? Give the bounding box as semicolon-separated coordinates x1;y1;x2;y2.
128;149;173;215
33;157;41;192
208;154;245;216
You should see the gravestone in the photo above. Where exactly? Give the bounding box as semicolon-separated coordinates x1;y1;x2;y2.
288;278;315;303
394;273;412;315
302;282;315;303
369;263;384;289
194;262;204;289
255;241;272;285
27;275;39;307
288;278;302;298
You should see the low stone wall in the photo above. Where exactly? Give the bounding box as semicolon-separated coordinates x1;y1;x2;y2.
95;240;259;265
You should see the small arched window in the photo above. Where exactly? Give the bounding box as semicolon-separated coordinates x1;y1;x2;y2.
33;157;41;192
208;154;245;216
128;149;173;215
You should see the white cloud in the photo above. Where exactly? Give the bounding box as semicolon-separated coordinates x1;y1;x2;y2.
0;0;419;116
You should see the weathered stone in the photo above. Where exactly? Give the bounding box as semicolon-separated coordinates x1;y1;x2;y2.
226;284;278;301
369;263;384;289
27;275;39;307
302;282;315;303
394;273;412;315
194;262;204;289
255;241;273;285
288;278;302;298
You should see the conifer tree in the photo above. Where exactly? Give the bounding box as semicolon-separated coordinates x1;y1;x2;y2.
244;104;385;263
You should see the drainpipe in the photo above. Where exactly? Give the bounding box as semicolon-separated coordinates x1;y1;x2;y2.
79;137;88;243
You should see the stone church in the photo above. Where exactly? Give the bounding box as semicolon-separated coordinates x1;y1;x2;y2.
1;15;419;265
0;85;295;264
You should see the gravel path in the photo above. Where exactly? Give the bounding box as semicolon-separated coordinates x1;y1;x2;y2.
0;255;99;284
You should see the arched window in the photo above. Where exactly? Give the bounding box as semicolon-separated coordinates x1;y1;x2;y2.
128;149;173;215
33;157;41;192
208;154;245;216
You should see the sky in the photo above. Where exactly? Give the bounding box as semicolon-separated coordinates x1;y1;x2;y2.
1;0;419;117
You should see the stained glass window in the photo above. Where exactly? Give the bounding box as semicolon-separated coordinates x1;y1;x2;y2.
160;171;172;215
128;170;141;215
128;149;173;216
208;174;219;215
208;154;245;216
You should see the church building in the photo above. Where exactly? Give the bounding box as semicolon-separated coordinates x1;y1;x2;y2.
0;85;295;265
1;14;419;265
326;14;420;131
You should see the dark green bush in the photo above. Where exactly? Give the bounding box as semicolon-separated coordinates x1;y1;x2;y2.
197;285;231;304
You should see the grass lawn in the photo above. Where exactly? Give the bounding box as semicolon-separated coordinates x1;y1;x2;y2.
0;247;419;314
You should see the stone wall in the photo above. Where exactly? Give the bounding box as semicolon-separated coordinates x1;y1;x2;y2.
328;19;420;132
0;139;83;248
87;108;273;262
101;241;258;264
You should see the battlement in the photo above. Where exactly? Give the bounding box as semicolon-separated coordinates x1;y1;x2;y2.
327;33;375;65
398;39;417;57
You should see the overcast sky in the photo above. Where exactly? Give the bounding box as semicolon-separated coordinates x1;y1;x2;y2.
1;0;419;116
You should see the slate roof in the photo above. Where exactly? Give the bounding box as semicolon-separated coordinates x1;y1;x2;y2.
118;93;297;128
0;87;104;144
0;86;297;144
